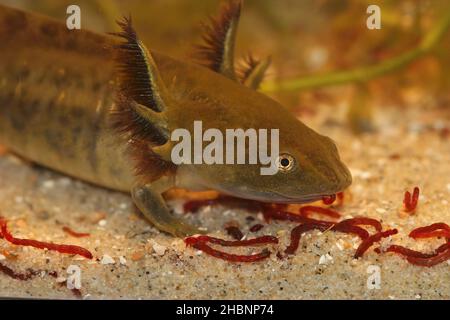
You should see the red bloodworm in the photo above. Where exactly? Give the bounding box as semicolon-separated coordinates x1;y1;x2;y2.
249;224;264;233
436;241;450;253
185;235;278;247
354;229;398;259
406;248;450;267
411;230;450;239
384;227;450;266
192;242;271;262
322;194;336;205
384;245;437;259
0;219;93;259
225;226;244;240
285;223;330;255
62;226;90;238
332;223;369;240
263;209;334;227
299;206;341;219
403;186;420;212
337;217;382;232
284;219;374;256
409;223;450;239
263;209;301;223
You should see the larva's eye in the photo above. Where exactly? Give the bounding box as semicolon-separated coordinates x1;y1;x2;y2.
277;153;295;172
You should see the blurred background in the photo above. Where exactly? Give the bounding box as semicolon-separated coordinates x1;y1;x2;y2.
1;0;449;133
0;1;449;300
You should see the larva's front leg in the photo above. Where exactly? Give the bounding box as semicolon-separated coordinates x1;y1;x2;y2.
131;178;205;237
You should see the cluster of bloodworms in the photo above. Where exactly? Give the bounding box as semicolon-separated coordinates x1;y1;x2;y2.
0;185;448;291
184;188;450;267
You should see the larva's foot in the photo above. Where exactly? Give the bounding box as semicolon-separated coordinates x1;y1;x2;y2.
170;221;207;238
132;184;207;238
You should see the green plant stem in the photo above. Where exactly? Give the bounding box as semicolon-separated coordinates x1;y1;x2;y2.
261;8;450;93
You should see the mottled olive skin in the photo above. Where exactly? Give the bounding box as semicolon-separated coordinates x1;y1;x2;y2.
0;5;351;205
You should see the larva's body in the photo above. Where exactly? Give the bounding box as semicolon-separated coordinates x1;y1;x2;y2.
0;4;216;192
0;3;352;237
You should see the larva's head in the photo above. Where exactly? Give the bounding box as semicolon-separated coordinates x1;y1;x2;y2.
112;16;352;204
175;89;352;204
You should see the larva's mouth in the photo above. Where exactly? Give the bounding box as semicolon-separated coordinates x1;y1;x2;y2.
268;190;347;205
269;194;331;204
234;191;333;205
216;184;347;205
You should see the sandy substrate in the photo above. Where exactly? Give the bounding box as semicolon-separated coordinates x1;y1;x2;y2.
0;103;449;299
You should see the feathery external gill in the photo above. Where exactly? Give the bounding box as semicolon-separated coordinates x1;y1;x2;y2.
237;54;271;90
111;17;175;183
193;0;241;80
